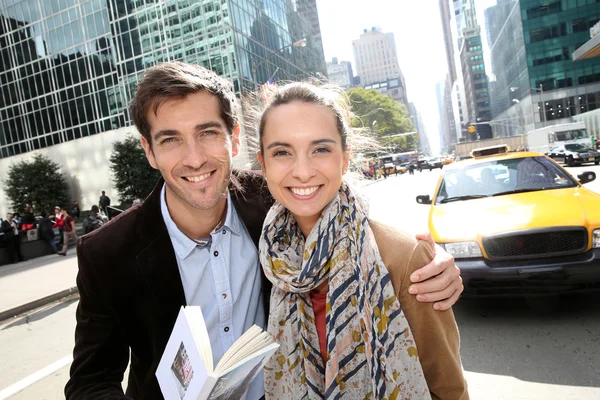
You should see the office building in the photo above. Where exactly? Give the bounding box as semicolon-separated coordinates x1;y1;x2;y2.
363;76;408;106
438;0;458;148
327;57;353;89
0;0;326;211
352;27;404;89
486;0;600;137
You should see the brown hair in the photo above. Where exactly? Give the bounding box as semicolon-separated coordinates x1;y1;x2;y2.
258;82;351;154
129;61;239;145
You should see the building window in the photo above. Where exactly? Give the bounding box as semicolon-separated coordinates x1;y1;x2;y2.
529;23;567;43
526;1;561;19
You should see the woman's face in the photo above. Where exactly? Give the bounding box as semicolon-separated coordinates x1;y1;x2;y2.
258;101;349;234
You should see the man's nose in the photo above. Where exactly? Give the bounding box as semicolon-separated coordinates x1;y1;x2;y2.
181;141;209;169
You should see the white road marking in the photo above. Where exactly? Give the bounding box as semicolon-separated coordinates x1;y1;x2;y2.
0;355;72;399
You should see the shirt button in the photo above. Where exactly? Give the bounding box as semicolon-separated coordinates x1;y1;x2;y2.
213;251;219;257
222;230;226;234
224;326;229;332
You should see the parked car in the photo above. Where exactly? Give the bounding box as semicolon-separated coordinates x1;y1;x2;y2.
417;157;443;171
547;143;599;167
416;145;600;297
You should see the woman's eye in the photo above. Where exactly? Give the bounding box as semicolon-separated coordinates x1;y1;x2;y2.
272;149;289;157
314;147;331;154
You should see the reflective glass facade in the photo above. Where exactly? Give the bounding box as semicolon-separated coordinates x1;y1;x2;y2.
0;0;325;159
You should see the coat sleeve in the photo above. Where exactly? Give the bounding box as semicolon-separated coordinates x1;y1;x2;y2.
64;237;132;399
370;221;469;400
396;240;469;400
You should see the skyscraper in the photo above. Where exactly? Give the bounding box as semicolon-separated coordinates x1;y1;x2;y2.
327;57;354;89
352;27;407;105
486;0;600;137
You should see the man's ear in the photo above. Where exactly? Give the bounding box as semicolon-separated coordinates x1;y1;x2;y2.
140;136;158;169
231;125;241;157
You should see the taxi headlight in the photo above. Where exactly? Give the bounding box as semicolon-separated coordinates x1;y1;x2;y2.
593;229;600;248
443;242;483;258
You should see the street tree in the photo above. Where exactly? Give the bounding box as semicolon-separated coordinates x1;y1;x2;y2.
5;153;70;214
110;135;161;204
346;87;417;153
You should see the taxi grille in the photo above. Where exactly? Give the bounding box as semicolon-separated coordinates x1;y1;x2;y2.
482;228;588;260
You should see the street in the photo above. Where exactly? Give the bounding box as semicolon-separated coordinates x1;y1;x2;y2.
1;164;600;399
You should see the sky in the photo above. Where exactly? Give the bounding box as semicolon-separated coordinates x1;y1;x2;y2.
316;0;497;155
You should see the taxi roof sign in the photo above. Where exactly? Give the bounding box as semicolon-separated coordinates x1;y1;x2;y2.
470;144;510;158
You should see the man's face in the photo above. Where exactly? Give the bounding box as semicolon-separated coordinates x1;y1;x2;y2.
140;91;240;214
6;213;12;220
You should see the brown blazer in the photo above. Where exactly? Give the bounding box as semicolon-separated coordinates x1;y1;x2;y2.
65;172;274;399
371;220;469;400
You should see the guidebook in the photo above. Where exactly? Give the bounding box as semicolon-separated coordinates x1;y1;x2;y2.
156;306;280;400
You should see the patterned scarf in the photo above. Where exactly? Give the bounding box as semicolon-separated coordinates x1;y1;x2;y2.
259;182;431;399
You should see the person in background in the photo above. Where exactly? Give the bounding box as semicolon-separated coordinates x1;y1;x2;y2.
72;201;80;219
57;207;76;256
20;204;36;231
99;191;111;216
38;211;57;253
132;196;142;206
83;205;104;234
52;206;65;248
1;213;25;263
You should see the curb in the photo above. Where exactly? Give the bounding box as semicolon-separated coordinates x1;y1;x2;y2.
0;286;79;322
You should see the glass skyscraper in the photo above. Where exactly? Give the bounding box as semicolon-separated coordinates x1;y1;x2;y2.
0;0;326;159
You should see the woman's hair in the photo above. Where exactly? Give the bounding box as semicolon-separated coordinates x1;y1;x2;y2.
244;81;380;168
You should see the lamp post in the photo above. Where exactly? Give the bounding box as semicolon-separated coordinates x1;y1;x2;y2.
252;38;307;86
511;85;545;127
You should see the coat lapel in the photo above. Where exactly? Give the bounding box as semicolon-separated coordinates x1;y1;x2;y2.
136;179;186;322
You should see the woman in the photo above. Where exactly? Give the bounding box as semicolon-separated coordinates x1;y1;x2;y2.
256;83;468;399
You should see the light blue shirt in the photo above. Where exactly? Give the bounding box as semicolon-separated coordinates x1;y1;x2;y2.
160;184;266;399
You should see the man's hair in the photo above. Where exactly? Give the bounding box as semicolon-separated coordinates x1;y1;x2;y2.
129;61;239;145
91;205;99;213
101;191;105;195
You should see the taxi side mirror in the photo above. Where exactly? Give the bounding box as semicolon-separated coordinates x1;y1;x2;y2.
416;194;432;205
578;171;596;184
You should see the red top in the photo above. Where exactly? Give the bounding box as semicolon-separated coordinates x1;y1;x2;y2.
310;289;328;364
52;214;65;228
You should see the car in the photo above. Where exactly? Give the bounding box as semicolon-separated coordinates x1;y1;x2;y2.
415;145;600;297
547;143;599;167
417;157;443;171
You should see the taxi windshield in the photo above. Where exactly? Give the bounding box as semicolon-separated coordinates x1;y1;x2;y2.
435;156;577;204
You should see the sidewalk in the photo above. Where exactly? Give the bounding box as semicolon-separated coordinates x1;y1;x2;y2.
0;253;79;322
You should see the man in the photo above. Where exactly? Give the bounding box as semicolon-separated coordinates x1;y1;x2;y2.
1;213;24;263
99;191;111;216
58;207;77;256
66;62;463;399
83;205;104;234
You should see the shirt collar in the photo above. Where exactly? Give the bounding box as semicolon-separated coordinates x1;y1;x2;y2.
160;184;241;260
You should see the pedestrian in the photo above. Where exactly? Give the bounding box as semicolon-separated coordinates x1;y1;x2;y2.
99;191;110;216
82;205;104;234
132;195;142;206
57;207;76;256
52;206;65;248
38;210;57;253
71;201;80;219
20;204;36;231
256;82;468;399
65;62;463;399
1;213;25;263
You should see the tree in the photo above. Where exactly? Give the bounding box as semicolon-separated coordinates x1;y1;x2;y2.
346;88;417;153
110;136;161;204
5;153;70;214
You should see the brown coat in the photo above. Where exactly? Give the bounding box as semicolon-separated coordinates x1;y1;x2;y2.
371;220;469;400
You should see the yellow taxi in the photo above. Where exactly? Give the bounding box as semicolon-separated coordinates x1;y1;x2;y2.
416;145;600;296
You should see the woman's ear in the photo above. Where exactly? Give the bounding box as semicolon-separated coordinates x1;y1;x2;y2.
257;151;265;172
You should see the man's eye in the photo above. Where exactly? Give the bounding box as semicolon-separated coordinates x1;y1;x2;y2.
161;137;176;144
203;130;218;136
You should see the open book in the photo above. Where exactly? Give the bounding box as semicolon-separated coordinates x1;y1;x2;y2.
156;306;280;400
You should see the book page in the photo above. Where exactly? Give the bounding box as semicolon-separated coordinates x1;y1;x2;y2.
156;307;211;400
207;345;279;400
185;306;214;372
